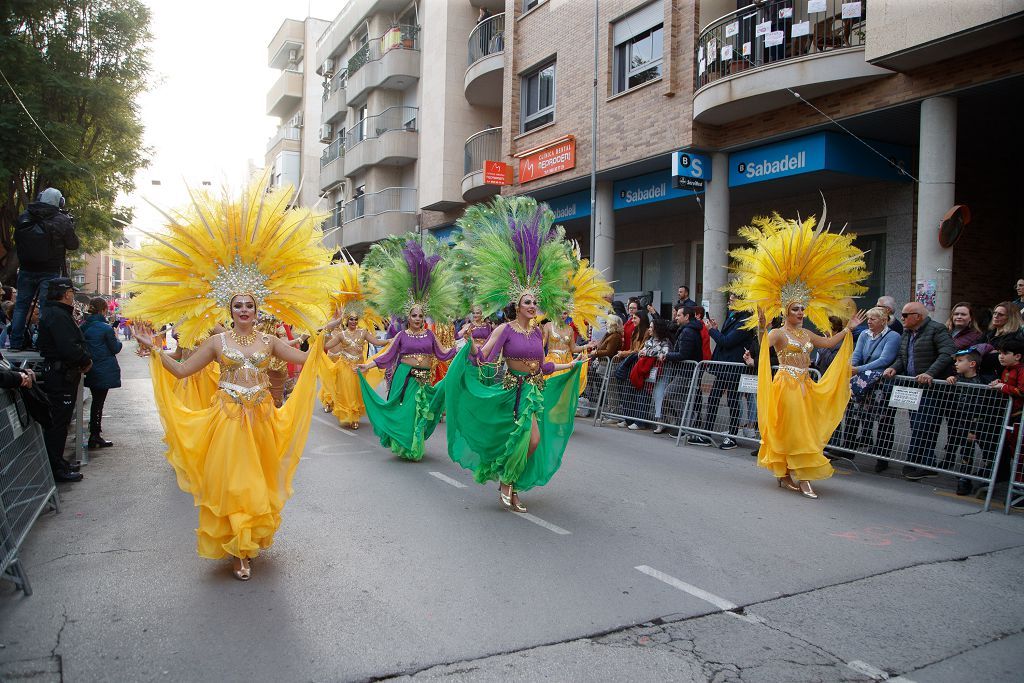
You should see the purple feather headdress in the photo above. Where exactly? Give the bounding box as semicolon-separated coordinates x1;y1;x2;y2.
402;239;442;300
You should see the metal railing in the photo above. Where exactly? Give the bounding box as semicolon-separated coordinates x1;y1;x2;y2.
345;106;418;151
320;136;344;167
468;12;505;66
592;355;1014;512
326;206;343;229
268;125;301;149
322;69;347;102
696;0;867;89
342;187;417;223
347;24;420;76
463;127;501;176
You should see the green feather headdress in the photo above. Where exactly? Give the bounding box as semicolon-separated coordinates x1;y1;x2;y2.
360;232;464;322
456;196;575;317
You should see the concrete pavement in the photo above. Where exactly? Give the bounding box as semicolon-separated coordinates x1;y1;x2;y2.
1;347;1023;682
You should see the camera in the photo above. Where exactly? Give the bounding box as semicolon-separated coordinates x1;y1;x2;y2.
638;296;649;307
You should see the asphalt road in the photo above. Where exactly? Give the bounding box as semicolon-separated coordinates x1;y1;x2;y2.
2;348;1023;682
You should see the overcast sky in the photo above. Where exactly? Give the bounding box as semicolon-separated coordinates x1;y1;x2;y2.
131;0;340;224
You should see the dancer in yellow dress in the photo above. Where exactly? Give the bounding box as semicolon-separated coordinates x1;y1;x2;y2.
726;208;867;499
124;178;340;580
544;256;613;394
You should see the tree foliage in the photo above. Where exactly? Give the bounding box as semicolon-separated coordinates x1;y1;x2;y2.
0;0;152;280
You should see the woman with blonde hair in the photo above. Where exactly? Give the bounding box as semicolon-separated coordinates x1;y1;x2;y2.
945;301;983;351
979;301;1024;375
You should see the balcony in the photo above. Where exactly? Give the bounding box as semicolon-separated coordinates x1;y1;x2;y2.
461;127;502;203
693;0;891;125
344;106;419;176
325;206;343;230
465;13;505;106
266;69;303;118
345;25;420;106
268;19;304;69
321;70;347;124
340;187;418;248
266;125;301;158
319;137;345;192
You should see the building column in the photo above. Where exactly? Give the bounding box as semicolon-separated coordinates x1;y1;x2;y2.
702;152;730;316
916;96;957;321
593;180;615;275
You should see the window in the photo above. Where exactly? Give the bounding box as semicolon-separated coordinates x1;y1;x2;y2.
521;60;555;133
523;0;544;11
612;2;664;94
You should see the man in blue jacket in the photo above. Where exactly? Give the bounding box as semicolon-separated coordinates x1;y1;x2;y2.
662;305;710;442
703;293;755;450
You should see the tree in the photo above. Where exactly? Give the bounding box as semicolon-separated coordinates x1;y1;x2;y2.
0;0;152;281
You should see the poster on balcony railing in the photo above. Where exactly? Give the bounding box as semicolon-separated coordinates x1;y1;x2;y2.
721;45;733;61
698;58;706;75
698;46;704;62
725;21;738;38
765;30;784;47
756;21;771;37
842;1;862;19
807;0;826;12
743;42;751;57
792;21;810;37
708;38;717;62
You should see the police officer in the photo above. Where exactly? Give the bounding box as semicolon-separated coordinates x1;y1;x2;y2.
37;278;91;483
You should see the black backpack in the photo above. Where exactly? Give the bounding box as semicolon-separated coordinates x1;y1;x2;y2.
15;216;58;264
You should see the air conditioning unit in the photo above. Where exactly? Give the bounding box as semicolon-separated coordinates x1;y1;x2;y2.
319;124;333;143
322;58;335;77
289;113;303;128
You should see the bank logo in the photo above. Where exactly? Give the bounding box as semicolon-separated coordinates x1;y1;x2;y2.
737;151;806;179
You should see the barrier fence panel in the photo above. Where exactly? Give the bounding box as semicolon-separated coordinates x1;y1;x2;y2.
576;356;610;422
0;386;60;596
595;359;700;434
1004;412;1024;514
826;375;1012;511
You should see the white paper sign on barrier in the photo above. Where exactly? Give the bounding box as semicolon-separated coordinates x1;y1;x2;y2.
765;30;785;47
792;21;810;37
725;21;739;38
698;58;706;74
721;45;733;61
698;46;704;62
738;375;759;394
842;1;862;19
889;386;924;411
756;21;771;37
743;41;752;56
778;7;793;19
808;0;826;12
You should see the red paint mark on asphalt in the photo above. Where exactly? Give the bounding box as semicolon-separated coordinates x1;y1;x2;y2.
830;524;956;546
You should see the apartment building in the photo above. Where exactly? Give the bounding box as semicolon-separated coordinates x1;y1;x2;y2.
495;0;1023;320
266;16;332;209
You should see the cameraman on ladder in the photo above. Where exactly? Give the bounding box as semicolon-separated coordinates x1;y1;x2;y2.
10;187;80;351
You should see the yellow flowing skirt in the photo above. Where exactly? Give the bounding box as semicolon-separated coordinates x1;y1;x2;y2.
545;349;588;396
172;362;220;410
756;334;852;481
149;335;324;560
318;347;386;426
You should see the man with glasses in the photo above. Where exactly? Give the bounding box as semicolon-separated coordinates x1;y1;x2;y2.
882;302;956;480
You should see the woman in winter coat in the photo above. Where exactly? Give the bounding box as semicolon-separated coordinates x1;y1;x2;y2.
81;297;122;448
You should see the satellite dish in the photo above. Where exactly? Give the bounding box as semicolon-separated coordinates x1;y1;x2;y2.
938;204;970;248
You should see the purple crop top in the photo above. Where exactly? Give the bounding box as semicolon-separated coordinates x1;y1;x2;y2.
470;324;492;341
476;324;555;374
372;329;456;372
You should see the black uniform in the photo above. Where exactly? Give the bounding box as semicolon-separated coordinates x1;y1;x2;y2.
37;298;91;476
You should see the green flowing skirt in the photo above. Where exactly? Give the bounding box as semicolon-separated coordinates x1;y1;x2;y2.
445;344;581;491
359;364;446;461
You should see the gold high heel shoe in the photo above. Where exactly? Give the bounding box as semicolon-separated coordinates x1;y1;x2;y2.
499;483;513;510
798;481;819;499
510;489;527;514
777;475;800;492
232;557;251;581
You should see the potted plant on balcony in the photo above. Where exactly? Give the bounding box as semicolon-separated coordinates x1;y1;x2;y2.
401;24;418;49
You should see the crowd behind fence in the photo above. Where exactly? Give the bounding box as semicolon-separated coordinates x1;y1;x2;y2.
588;356;1019;512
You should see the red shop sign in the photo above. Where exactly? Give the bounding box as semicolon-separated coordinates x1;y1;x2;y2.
517;136;576;183
483;160;512;185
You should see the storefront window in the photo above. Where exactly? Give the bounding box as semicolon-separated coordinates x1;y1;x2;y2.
853;232;886;308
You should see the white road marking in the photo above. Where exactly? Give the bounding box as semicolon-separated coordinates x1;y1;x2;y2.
520;513;571;535
846;660;914;682
312;414;356;436
428;471;467;488
634;565;738;611
311;445;373;457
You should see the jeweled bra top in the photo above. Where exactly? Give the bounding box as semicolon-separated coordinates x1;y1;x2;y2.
776;328;813;378
329;329;364;362
217;333;272;400
547;322;573;355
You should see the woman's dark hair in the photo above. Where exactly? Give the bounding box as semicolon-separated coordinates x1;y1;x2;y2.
651;317;670;340
503;302;516;321
88;297;109;315
634;310;650;342
611;300;627;318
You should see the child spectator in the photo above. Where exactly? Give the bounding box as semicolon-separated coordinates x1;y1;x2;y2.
979;337;1024;493
945;350;987;495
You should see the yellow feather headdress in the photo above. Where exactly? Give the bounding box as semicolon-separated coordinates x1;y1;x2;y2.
566;244;613;331
330;252;384;332
725;207;868;332
121;175;340;348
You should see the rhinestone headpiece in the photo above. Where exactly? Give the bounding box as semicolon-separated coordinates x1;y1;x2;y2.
211;255;272;308
507;271;540;306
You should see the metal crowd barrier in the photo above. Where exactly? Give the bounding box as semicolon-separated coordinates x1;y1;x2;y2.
4;350;88;465
1004;413;1024;514
0;383;61;595
593;357;1015;512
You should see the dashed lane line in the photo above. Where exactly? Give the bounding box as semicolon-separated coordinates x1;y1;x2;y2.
428;471;467;488
312;413;356;436
519;513;571;535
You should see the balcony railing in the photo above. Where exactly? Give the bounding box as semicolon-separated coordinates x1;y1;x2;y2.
347;24;420;77
463;127;501;176
345;106;418;151
320;137;345;167
468;13;505;65
343;187;417;223
326;206;343;229
268;125;301;149
322;69;347;101
696;0;866;89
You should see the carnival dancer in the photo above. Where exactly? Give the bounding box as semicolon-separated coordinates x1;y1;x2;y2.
727;208;867;499
320;259;386;428
167;324;224;410
548;255;613;395
355;236;463;461
445;196;584;513
124;178;341;581
459;304;494;357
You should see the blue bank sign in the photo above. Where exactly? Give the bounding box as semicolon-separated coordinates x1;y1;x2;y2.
729;132;912;187
614;168;706;210
546;189;591;222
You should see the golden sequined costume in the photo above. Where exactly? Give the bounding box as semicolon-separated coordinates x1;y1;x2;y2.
171;347;220;409
319;327;385;425
544;320;588;392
